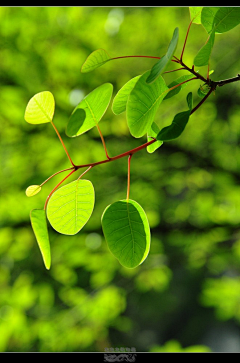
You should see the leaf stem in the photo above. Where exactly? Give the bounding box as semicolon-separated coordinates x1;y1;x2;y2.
40;166;75;187
96;123;110;159
190;87;214;115
77;166;92;180
180;20;193;62
44;169;76;210
51;121;75;166
127;154;132;201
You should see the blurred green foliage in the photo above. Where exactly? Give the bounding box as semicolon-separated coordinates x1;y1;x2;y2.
0;6;240;352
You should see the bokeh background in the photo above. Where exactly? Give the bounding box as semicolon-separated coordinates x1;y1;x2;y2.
0;6;240;352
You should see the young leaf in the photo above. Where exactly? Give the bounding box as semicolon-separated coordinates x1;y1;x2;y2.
202;7;240;34
147;122;163;154
126;70;169;138
197;84;210;98
112;75;141;115
24;91;55;124
26;185;41;197
194;30;215;67
101;199;151;268
47;179;95;235
66;83;113;137
189;7;203;24
146;27;179;84
157;92;192;142
164;74;195;101
81;48;111;73
30;209;51;270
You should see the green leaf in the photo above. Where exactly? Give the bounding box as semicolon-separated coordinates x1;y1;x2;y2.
189;7;203;24
81;48;111;73
164;74;195;101
202;7;240;34
47;179;95;235
30;209;51;270
26;185;41;197
194;30;215;67
112;75;141;115
146;27;179;84
126;70;169;138
24;91;55;124
201;7;219;33
197;84;210;98
186;92;193;111
101;199;151;268
147;122;163;153
66;83;113;137
157;92;192;142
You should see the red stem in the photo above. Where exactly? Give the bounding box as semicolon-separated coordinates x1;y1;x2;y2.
44;169;76;210
51;121;75;166
180;20;193;62
127;154;132;201
40;166;75;187
96;124;110;159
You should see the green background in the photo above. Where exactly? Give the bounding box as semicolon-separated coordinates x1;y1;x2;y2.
0;6;240;352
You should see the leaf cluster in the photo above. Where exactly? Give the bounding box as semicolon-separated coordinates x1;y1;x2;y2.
24;7;240;271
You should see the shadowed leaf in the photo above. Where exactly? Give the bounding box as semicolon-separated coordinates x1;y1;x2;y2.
101;199;151;268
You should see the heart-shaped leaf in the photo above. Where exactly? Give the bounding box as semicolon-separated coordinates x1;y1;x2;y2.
81;48;111;73
47;179;95;235
146;27;179;84
24;91;55;124
101;199;151;268
30;209;51;270
126;70;169;138
66;83;113;137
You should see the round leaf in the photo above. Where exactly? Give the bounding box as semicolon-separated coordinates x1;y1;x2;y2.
47;179;95;235
24;91;55;124
101;199;151;268
26;185;41;197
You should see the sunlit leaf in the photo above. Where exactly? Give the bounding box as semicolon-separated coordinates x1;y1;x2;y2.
25;185;41;197
30;209;51;270
146;27;179;83
66;83;113;137
112;75;141;115
24;91;55;124
194;30;215;67
147;122;163;153
189;7;203;24
47;179;95;235
201;7;240;34
157;92;192;141
101;199;151;268
126;71;169;138
81;48;111;73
